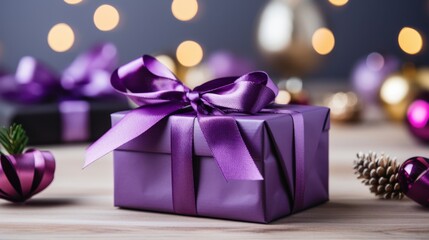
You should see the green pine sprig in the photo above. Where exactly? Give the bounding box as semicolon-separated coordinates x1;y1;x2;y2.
0;123;29;155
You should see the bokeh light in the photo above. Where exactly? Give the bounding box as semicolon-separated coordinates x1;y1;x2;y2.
275;90;292;104
257;0;292;52
380;75;409;104
155;55;177;74
94;4;120;31
398;27;423;55
407;100;429;128
312;28;335;55
64;0;82;5
366;52;385;71
329;0;349;7
176;40;203;67
171;0;198;21
47;23;75;52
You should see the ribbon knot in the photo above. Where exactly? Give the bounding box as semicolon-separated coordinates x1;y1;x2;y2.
185;91;200;102
185;90;204;113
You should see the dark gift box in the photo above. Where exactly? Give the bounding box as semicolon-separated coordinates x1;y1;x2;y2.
0;99;129;145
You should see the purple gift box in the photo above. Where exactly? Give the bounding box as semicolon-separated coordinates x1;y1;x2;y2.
85;55;330;223
112;104;329;223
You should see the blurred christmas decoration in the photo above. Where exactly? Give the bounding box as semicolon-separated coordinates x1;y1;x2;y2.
324;91;361;122
379;67;417;121
398;156;429;207
155;51;255;89
275;77;309;104
0;124;55;202
406;95;429;142
351;53;400;106
0;56;60;103
257;0;326;76
0;43;120;103
354;152;403;200
415;67;429;91
61;42;118;98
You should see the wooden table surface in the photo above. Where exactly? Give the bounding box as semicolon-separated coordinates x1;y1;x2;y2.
1;122;429;239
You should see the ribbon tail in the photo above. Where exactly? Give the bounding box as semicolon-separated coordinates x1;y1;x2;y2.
84;102;184;168
198;115;263;181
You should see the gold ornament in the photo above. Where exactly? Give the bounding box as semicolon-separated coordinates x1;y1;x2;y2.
379;66;417;121
257;0;326;76
323;91;361;122
275;77;310;104
354;152;404;200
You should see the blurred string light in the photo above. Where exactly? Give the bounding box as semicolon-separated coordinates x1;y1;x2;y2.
155;55;177;73
328;0;348;7
47;23;75;52
176;40;203;67
64;0;82;5
257;0;292;52
312;28;335;55
171;0;198;21
398;27;423;55
94;4;120;31
380;75;409;104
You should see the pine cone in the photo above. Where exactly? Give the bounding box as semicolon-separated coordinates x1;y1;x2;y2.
353;152;404;200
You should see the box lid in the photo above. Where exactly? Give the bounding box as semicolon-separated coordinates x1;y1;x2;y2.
113;104;329;161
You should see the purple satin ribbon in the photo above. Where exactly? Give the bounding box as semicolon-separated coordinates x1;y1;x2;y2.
85;55;306;215
0;150;55;202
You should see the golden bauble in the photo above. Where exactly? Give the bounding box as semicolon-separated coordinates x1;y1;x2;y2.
379;69;417;122
257;0;326;76
324;92;361;123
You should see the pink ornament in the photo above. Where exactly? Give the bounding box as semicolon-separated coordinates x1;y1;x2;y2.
398;156;429;207
406;96;429;142
0;149;55;202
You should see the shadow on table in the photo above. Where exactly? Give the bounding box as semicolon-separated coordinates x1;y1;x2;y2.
1;198;78;208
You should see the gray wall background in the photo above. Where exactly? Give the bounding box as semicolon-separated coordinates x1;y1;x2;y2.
0;0;428;80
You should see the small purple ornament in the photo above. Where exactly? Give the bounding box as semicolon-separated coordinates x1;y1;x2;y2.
406;94;429;142
398;156;429;207
0;150;55;202
351;53;399;105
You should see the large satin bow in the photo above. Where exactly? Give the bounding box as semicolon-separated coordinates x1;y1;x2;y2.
85;55;279;181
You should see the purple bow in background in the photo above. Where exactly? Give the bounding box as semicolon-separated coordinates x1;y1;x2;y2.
0;43;119;103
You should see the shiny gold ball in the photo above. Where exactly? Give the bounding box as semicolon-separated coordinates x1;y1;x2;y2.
324;91;361;123
379;70;416;121
257;0;326;76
